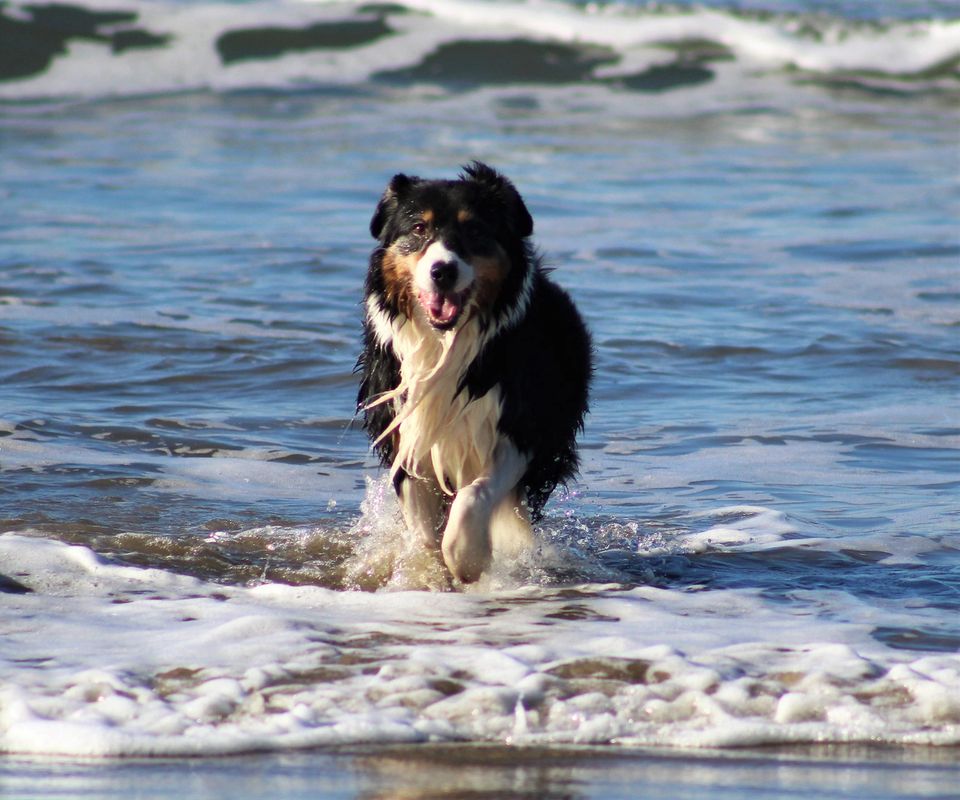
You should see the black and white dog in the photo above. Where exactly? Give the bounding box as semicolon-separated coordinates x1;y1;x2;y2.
357;162;591;583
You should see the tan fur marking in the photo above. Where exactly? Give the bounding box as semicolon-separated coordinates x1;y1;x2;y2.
471;250;511;312
381;247;417;319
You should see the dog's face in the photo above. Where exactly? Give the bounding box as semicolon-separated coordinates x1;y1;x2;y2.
370;162;533;332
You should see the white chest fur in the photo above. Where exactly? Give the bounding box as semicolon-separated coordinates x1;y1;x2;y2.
365;299;502;493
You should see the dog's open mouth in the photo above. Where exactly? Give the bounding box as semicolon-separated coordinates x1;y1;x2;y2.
418;289;470;330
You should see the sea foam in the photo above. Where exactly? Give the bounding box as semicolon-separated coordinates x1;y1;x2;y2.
1;0;957;100
2;531;958;757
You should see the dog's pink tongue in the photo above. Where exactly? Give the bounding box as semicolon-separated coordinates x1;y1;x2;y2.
420;291;461;325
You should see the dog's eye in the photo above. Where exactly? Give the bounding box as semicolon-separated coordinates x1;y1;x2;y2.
410;222;427;237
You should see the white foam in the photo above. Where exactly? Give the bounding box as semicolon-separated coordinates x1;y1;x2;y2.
2;0;957;100
401;0;960;75
2;532;959;757
683;506;800;553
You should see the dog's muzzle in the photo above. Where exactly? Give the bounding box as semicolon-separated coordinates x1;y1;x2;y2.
416;244;473;330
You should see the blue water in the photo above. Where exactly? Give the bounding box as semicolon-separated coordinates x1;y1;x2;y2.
4;88;954;556
1;0;959;793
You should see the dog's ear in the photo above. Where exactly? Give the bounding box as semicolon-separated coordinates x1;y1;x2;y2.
461;161;533;239
370;173;418;241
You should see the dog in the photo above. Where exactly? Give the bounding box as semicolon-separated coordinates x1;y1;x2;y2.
357;162;591;583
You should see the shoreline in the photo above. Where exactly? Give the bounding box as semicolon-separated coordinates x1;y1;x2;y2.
5;742;960;800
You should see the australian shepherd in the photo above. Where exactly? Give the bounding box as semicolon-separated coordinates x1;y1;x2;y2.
357;162;591;583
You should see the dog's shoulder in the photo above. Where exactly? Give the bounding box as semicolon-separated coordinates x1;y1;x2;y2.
462;269;591;400
356;325;401;466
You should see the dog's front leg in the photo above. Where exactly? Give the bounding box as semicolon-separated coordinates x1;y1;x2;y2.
398;475;446;550
441;439;529;583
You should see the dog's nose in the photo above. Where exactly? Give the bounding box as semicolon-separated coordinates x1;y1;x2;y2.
430;261;458;292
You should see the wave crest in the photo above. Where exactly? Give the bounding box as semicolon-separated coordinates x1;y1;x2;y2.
1;0;958;101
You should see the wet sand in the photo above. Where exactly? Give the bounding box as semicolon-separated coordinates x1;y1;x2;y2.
4;743;959;799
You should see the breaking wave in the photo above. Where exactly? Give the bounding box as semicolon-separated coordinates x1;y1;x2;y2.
1;0;958;101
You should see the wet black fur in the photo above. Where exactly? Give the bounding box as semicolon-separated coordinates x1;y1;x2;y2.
356;162;592;521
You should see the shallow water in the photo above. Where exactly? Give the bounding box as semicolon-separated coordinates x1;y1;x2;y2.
4;744;960;800
1;0;959;779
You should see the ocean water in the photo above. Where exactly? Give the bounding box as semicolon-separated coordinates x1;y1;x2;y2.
1;0;959;795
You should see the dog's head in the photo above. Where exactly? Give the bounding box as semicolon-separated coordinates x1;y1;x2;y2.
369;162;534;332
